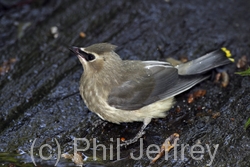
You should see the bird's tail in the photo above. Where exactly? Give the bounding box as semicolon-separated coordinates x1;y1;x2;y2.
176;48;234;75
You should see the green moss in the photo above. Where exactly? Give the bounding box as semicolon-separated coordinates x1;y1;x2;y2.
235;68;250;76
245;117;250;130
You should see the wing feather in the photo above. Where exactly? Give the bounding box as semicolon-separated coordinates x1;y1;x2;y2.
107;61;207;110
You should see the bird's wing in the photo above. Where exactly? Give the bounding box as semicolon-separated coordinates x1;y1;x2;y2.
107;61;207;110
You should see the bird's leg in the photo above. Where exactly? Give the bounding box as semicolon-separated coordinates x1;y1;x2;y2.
120;118;151;147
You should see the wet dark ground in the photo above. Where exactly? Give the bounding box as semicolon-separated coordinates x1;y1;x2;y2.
0;0;250;166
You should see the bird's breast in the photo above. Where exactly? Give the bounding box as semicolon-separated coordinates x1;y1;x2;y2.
79;75;111;120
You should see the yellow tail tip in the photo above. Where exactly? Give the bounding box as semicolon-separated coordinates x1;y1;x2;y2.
221;47;234;62
228;58;235;62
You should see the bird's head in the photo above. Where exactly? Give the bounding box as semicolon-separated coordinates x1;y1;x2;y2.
70;43;122;73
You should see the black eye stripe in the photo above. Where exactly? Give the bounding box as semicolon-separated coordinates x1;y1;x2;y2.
79;49;95;61
79;49;86;55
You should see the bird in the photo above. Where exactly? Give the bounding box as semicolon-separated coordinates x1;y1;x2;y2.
69;43;234;146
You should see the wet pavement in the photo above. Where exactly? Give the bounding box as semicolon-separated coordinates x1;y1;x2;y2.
0;0;250;166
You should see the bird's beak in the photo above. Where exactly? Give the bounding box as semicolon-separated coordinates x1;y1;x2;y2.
69;46;80;55
69;46;86;60
69;46;88;65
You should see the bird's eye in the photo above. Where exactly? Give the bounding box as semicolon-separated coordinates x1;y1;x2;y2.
79;49;95;61
87;53;95;61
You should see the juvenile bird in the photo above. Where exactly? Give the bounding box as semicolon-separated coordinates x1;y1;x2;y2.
70;43;233;146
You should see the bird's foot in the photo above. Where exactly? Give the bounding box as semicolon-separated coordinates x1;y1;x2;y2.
120;122;148;147
120;130;145;147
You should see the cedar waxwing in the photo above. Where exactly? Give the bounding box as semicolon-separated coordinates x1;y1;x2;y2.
70;43;233;146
